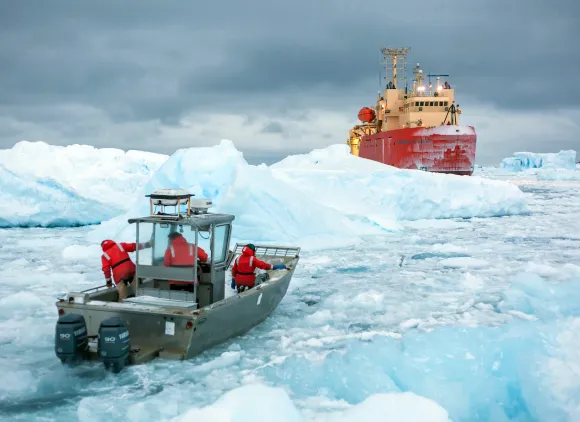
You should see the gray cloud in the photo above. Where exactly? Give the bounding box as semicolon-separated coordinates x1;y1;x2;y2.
0;0;579;164
261;121;285;134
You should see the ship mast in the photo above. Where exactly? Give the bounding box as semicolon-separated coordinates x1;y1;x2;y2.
381;47;410;91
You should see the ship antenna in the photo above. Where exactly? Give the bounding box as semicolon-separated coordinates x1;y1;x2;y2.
381;47;410;89
378;49;382;89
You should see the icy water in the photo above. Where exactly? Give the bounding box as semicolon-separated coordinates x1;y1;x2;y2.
1;178;579;421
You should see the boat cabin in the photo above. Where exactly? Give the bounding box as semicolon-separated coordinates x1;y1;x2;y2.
126;188;234;309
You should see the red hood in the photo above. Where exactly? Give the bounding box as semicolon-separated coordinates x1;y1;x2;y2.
241;246;255;256
171;236;188;246
101;239;116;251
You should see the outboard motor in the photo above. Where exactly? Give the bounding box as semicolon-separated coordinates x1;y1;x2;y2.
55;313;88;365
98;317;130;373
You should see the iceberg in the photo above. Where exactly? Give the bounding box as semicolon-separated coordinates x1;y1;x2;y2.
0;163;117;228
88;140;384;249
500;150;577;171
0;141;168;210
270;145;529;222
89;141;529;249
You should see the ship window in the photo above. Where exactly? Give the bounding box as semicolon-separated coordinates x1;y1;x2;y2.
444;101;448;106
419;101;424;106
429;101;434;106
415;102;419;106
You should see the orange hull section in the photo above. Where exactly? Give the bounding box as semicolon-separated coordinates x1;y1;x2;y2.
359;125;477;175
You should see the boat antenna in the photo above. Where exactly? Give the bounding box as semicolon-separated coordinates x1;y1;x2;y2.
381;47;410;90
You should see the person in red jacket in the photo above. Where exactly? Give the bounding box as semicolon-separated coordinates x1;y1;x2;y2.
231;243;287;293
101;238;153;301
163;232;208;291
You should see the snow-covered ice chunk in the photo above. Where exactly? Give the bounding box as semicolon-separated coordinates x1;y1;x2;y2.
0;140;168;210
271;144;529;223
0;163;117;227
171;383;451;422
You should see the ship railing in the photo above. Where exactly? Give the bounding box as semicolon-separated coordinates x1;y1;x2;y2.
408;105;451;112
406;91;450;99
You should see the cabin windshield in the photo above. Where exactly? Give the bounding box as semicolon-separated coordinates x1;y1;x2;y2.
135;222;211;267
134;220;231;268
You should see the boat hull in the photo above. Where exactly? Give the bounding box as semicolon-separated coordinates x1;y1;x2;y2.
55;262;297;364
359;124;477;175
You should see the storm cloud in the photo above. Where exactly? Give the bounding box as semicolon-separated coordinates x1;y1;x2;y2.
1;0;579;164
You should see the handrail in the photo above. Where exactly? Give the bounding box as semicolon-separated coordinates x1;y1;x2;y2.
226;243;301;267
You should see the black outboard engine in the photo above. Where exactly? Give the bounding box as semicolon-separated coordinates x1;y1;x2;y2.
55;313;88;365
98;317;131;373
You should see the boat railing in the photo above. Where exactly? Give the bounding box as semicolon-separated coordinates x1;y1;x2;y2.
226;243;301;267
81;284;111;294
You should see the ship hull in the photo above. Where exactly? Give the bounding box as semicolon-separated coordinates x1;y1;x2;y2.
359;125;477;175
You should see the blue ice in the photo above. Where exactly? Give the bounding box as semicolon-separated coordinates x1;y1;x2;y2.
0;142;579;421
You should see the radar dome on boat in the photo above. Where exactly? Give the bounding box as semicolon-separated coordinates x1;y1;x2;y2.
146;188;193;206
358;107;376;123
145;188;213;217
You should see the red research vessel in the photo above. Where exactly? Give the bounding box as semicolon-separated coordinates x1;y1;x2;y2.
347;47;477;175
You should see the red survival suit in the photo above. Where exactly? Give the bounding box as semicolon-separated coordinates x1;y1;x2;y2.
231;245;273;288
163;234;208;287
101;240;151;286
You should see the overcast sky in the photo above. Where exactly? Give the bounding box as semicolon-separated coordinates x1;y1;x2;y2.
1;1;579;165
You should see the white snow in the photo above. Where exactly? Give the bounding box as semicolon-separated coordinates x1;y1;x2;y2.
416;124;476;137
0;141;168;210
536;168;580;181
172;384;450;422
89;141;529;249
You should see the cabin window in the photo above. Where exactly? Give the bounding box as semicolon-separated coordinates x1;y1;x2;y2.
213;224;230;264
419;101;424;106
444;101;449;106
415;102;419;106
150;222;172;266
180;225;211;260
429;101;434;106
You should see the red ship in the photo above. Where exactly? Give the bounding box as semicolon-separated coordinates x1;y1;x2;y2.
347;47;477;175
